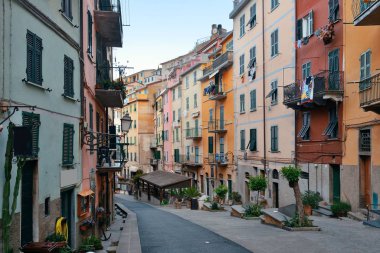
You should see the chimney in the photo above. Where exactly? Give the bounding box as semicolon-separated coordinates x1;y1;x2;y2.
217;24;222;34
233;0;239;8
211;24;217;35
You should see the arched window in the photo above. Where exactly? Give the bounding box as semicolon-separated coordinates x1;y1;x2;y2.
245;172;250;179
272;169;279;179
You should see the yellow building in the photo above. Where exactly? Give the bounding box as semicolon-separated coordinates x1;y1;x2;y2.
200;30;235;199
342;0;380;211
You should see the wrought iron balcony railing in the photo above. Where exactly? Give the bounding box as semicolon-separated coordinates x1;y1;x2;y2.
212;51;233;70
208;153;229;166
352;0;380;25
180;155;203;166
359;72;380;113
185;128;202;139
208;120;227;133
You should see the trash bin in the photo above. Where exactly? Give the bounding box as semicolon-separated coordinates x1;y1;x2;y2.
191;198;199;210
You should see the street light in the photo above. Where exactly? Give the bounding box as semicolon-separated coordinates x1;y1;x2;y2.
121;113;132;133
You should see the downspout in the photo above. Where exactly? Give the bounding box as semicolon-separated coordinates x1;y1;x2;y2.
262;0;267;173
294;0;298;168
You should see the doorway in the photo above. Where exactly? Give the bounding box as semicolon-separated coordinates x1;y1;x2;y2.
332;165;341;203
359;156;371;207
245;181;250;203
21;161;35;246
61;189;74;246
273;182;279;208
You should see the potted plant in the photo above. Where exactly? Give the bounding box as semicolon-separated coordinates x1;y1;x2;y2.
230;191;242;205
302;191;322;216
184;187;200;209
316;22;335;45
79;219;94;235
243;203;262;218
248;176;267;204
45;233;67;249
331;201;351;217
214;185;228;205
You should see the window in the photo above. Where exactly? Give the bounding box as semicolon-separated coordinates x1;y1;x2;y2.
61;0;72;20
173;111;176;122
134;136;136;144
240;130;246;151
22;112;40;157
239;14;245;37
26;30;43;85
174;149;180;162
185;76;189;89
248;4;257;28
178;108;181;121
134;120;136;128
172;89;176;101
186;97;189;110
360;50;371;90
62;123;74;165
240;94;245;113
271;0;279;10
298;112;311;140
302;62;311;80
328;49;340;90
44;197;50;216
226;40;233;51
324;107;338;139
87;11;93;55
239;54;245;75
134;103;136;111
329;0;339;22
178;86;182;98
134;152;137;162
271;29;279;57
271;126;279;152
186;122;190;137
359;129;371;152
220;137;225;154
250;90;256;111
249;129;257;151
89;103;93;131
249;46;256;69
175;128;179;142
186;146;190;160
270;80;278;105
209;108;213;121
194;93;198;108
63;55;74;98
193;71;197;84
296;11;313;40
208;136;213;154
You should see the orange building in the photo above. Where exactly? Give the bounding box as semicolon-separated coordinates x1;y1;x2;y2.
200;30;235;199
342;1;380;212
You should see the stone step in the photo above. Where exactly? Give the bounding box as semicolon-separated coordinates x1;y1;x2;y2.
231;205;245;218
348;211;366;221
313;207;333;217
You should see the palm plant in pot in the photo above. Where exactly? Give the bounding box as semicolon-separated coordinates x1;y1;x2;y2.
184;187;200;208
302;191;322;216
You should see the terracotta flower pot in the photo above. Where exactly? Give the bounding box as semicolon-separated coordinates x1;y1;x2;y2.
304;205;312;216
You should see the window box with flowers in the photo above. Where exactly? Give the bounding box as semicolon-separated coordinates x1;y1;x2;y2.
315;22;335;45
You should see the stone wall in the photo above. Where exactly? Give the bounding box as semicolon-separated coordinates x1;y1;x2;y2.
39;198;61;241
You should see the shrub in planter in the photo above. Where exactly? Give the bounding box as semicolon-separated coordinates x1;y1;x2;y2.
211;202;219;210
230;191;242;204
331;201;351;217
81;235;103;250
214;185;228;203
45;233;66;242
284;214;313;228
302;191;322;215
243;203;262;217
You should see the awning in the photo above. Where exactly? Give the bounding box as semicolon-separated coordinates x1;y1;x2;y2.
78;189;94;197
140;171;191;189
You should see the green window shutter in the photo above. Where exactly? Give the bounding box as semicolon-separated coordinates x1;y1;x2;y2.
296;19;303;40
22;112;40;157
62;123;74;165
34;35;43;85
240;130;245;150
26;31;35;82
208;136;213;154
87;10;93;54
64;55;74;97
250;129;257;151
250;90;256;110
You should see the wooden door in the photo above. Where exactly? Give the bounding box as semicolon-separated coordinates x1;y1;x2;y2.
21;162;34;246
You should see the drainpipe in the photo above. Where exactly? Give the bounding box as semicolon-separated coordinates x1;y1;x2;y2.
262;1;267;173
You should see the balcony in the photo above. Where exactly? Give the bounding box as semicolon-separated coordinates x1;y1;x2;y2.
359;73;380;113
204;82;226;100
185;128;202;140
202;65;213;79
352;0;380;26
208;153;229;167
150;159;158;166
150;139;157;149
283;71;343;110
212;51;233;71
208;120;227;133
180;155;203;167
94;0;123;47
95;81;125;108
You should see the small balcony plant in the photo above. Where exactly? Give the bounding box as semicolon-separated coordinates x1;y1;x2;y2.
316;22;335;45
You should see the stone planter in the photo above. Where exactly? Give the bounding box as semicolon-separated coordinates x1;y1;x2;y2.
243;216;261;220
174;201;182;209
283;226;321;232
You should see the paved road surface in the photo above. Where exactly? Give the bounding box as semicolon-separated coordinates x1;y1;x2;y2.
116;197;252;253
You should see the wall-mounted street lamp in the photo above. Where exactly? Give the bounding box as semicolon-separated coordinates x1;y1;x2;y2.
120;113;132;133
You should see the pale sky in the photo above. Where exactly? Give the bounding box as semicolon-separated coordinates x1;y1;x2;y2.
114;0;233;76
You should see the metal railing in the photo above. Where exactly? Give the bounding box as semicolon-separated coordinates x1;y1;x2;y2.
203;65;213;77
99;0;121;12
185;128;202;138
208;153;229;165
180;155;202;165
359;129;371;152
212;51;233;70
208;120;226;132
352;0;378;19
359;73;380;107
313;71;344;95
283;82;301;104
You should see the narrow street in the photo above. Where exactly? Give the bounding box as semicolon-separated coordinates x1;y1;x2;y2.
116;196;252;253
